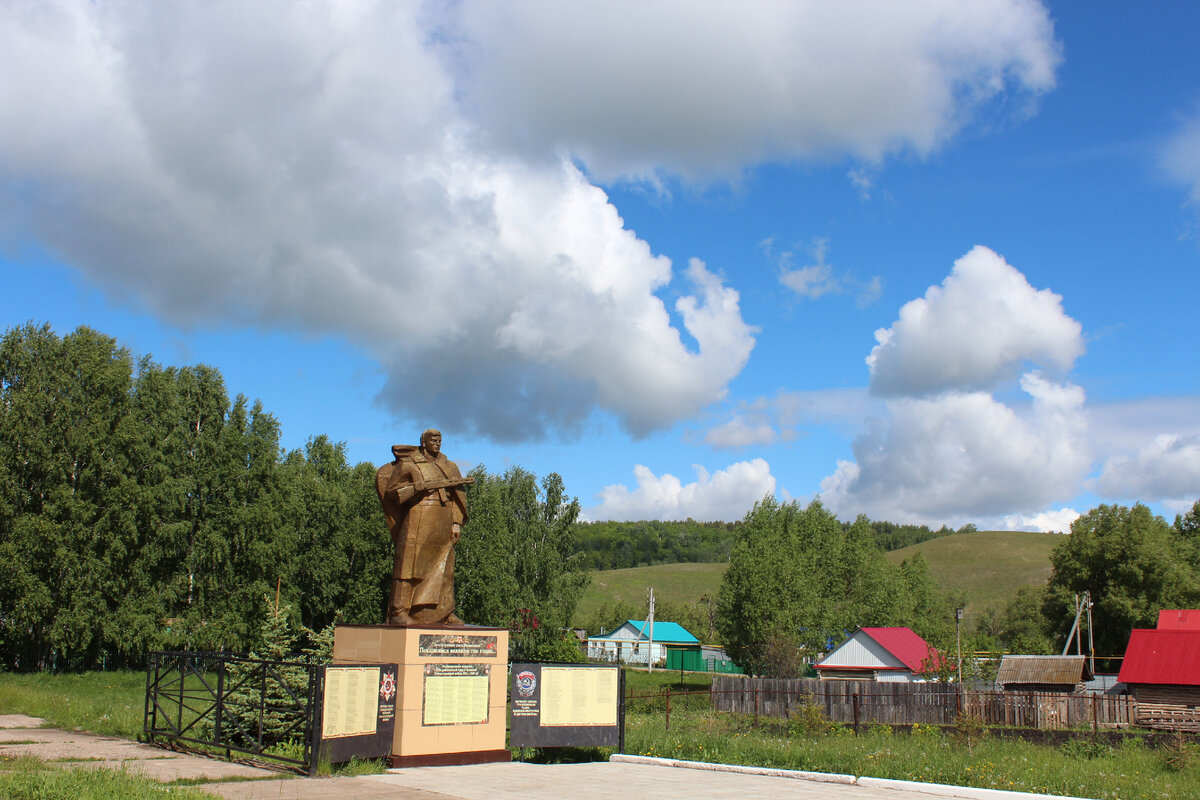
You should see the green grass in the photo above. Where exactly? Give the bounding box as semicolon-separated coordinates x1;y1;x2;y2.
575;562;727;622
576;531;1062;631
0;671;146;738
619;670;1198;798
625;709;1200;800
885;530;1060;623
0;754;220;799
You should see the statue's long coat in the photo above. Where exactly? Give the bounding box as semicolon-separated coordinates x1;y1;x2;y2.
375;445;468;624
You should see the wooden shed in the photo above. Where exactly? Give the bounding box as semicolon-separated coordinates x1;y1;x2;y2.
996;655;1092;692
1118;627;1200;730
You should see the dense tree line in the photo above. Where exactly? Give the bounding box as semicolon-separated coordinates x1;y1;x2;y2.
572;519;739;569
571;517;966;571
0;323;390;670
0;323;587;671
861;519;975;552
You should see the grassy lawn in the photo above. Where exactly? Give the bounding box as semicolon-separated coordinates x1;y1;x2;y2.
619;669;1200;800
0;670;146;739
0;753;220;800
624;708;1199;800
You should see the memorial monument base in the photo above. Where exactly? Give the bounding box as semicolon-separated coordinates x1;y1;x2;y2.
333;623;510;767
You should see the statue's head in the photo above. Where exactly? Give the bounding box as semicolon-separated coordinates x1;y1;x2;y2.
421;428;442;456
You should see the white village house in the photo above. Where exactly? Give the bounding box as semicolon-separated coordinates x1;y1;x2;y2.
813;627;943;682
586;620;699;666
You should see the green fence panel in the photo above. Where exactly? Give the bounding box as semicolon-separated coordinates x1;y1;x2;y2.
665;649;708;671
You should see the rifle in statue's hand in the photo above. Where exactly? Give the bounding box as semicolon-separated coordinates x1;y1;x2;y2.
393;475;474;504
417;477;475;491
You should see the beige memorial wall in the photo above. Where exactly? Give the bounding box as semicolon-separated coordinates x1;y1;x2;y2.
333;624;510;767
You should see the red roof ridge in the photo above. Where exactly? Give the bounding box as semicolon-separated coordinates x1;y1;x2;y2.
1119;628;1200;686
857;627;941;673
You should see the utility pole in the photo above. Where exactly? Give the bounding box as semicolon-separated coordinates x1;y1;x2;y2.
1063;593;1085;656
956;607;964;686
647;588;656;674
1083;591;1094;674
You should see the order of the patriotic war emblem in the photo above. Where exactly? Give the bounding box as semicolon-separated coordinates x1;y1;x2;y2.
515;670;537;698
379;670;397;703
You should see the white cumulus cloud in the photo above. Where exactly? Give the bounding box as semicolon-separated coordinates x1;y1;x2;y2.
867;246;1084;397
452;0;1059;182
703;415;777;449
996;507;1080;533
820;246;1092;527
0;2;1060;440
589;459;776;521
820;373;1090;526
1094;434;1200;503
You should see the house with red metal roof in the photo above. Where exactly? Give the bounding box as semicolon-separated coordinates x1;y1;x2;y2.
1157;609;1200;631
1118;620;1200;730
813;627;943;682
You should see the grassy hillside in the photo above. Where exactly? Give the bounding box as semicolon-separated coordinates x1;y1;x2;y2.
884;530;1061;619
574;562;727;623
575;530;1062;629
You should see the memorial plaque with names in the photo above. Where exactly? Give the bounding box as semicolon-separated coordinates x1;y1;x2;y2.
509;663;623;748
318;664;398;763
421;663;490;726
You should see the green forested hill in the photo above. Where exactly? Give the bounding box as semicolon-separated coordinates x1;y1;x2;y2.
576;530;1061;632
571;518;965;571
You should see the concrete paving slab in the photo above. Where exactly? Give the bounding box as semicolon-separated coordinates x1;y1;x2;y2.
203;775;453;800
0;726;63;743
0;714;46;728
367;761;962;800
0;726;276;783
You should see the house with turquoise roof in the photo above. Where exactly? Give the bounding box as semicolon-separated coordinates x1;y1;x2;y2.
586;619;699;666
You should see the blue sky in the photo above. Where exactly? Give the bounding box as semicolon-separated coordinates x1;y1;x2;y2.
2;1;1198;529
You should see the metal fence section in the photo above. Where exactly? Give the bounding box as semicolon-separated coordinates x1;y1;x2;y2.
144;650;321;774
663;649;744;674
710;675;1137;730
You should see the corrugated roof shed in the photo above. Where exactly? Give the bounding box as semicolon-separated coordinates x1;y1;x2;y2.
1119;629;1200;686
1157;610;1200;630
997;655;1091;686
858;627;939;672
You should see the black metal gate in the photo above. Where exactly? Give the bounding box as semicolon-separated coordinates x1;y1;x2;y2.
144;650;321;774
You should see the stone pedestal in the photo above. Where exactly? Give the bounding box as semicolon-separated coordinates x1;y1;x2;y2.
332;624;510;767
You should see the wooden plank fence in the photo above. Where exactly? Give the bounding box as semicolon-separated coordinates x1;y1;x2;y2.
711;675;1137;730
